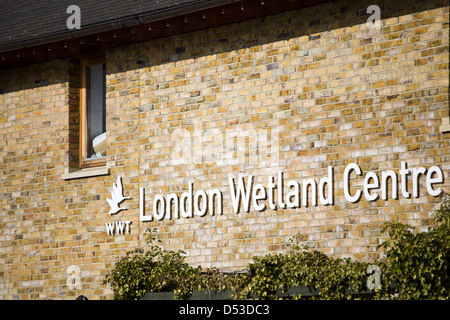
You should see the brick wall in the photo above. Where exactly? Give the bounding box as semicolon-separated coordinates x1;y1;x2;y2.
0;0;449;299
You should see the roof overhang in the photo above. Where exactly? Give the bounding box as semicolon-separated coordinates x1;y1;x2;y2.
0;0;332;70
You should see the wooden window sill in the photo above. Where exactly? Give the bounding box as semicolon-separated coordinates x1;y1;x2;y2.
81;157;107;169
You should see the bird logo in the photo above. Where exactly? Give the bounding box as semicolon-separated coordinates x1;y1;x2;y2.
107;176;131;215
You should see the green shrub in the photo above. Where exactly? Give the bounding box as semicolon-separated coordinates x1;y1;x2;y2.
237;238;370;300
104;194;450;300
104;227;248;300
376;193;450;299
104;228;200;300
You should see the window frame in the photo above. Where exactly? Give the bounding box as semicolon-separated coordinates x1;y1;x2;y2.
80;54;107;169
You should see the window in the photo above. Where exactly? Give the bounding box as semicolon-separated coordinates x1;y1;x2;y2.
80;55;106;168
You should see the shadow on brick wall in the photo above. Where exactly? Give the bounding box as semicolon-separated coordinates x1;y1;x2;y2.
108;0;448;74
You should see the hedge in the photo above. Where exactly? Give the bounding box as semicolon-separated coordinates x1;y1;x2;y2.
104;193;450;300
